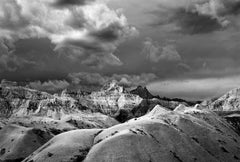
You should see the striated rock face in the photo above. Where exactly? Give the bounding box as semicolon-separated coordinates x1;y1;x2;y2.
86;81;143;116
0;84;119;136
201;88;240;136
0;85;52;117
0;85;87;119
5;81;240;162
101;80;126;93
207;88;240;111
0;81;192;122
0;85;52;101
23;105;240;162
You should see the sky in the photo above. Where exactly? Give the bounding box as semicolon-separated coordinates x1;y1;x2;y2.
1;0;240;100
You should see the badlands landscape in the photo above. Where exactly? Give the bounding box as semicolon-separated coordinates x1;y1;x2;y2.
2;0;240;161
0;81;240;162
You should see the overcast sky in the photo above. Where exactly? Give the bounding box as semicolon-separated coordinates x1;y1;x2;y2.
1;0;240;100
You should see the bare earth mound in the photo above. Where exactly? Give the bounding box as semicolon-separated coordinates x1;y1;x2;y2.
0;124;53;161
24;105;240;162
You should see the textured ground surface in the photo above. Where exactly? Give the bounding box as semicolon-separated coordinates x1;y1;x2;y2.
0;125;53;161
23;105;240;162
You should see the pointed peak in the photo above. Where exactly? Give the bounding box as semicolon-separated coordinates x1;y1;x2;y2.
101;80;125;93
130;85;154;99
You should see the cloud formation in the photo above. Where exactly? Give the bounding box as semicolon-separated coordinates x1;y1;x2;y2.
0;38;35;72
148;75;240;100
27;72;158;93
81;53;123;69
51;0;96;8
0;0;137;70
68;72;158;88
151;0;240;34
29;80;70;93
142;38;182;62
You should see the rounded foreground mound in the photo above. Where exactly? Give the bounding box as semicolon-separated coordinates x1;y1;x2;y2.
24;105;240;162
23;129;102;162
0;124;52;161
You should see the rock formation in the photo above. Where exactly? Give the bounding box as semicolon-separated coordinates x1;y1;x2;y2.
23;105;240;162
206;88;240;111
130;86;154;99
0;83;119;139
86;81;143;116
202;88;240;134
2;81;240;162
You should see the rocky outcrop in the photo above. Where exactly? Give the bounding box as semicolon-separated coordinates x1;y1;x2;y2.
0;84;119;136
207;88;240;111
101;80;126;94
202;88;240;134
129;98;190;122
0;85;53;117
130;86;154;99
0;81;195;123
23;105;240;162
0;85;87;119
225;114;240;135
0;83;120;161
5;81;240;162
0;85;52;117
86;81;143;116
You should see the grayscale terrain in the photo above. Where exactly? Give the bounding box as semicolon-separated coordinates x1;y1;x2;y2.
1;0;240;161
0;82;240;162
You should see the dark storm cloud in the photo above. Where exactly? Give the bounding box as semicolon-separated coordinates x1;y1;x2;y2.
149;0;240;34
0;54;35;72
55;38;123;69
221;1;240;15
26;72;158;93
55;20;137;68
167;9;222;34
58;39;104;53
0;38;36;73
0;0;138;71
89;23;123;42
51;0;95;8
150;8;223;34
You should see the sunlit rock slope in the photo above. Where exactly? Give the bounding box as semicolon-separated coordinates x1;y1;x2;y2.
24;105;240;162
